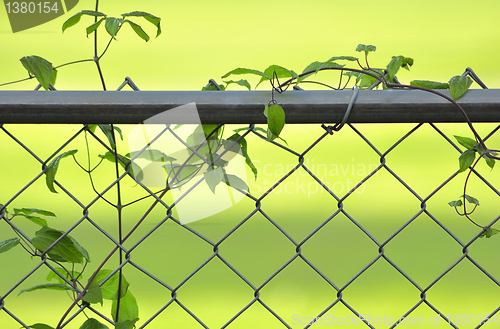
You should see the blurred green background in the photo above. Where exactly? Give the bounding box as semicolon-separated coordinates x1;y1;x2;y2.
1;0;500;328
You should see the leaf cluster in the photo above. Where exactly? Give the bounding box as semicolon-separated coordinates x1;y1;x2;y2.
63;10;161;42
174;125;254;193
454;135;496;173
1;193;136;329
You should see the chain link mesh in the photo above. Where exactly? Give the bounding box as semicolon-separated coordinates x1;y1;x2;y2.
1;82;500;329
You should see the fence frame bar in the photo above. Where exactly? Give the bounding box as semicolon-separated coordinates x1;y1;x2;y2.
1;89;500;124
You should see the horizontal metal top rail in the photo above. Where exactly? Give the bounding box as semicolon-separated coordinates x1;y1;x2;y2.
1;89;500;124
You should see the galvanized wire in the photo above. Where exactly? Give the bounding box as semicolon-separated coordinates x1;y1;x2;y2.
1;80;500;329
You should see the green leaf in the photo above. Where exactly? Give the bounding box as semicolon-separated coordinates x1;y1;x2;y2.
300;61;323;76
202;124;222;140
313;61;344;70
0;237;20;253
111;290;139;323
221;68;270;80
20;56;54;91
0;203;8;216
387;56;403;81
343;71;364;83
98;124;123;150
94;269;129;300
355;44;376;54
225;174;249;192
98;151;127;164
46;267;81;284
221;140;242;155
164;164;199;185
325;56;358;62
122;11;161;37
263;104;269;117
79;318;109;329
18;283;75;296
83;280;103;305
454;135;477;150
483;155;495;169
410;80;450;89
266;104;286;137
224;79;251;91
268;128;287;144
401;57;414;70
51;68;57;86
87;124;98;134
267;129;277;142
449;75;473;100
256;65;298;88
62;10;107;32
359;74;377;88
458;149;476;173
105;17;122;37
32;226;89;264
14;208;56;227
127;150;176;163
28;323;55;329
69;234;91;262
212;156;229;167
448;200;462;207
115;320;138;329
99;151;144;181
124;20;149;41
475;144;487;155
298;61;344;83
86;18;105;36
45;150;78;193
301;61;343;74
480;227;500;238
14;208;55;226
17;214;47;227
227;134;258;180
204;167;224;193
14;208;56;217
463;194;480;205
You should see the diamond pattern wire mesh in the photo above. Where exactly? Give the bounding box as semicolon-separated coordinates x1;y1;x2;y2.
1;85;500;329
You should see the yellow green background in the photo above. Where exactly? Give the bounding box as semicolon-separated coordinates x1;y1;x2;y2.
1;1;500;328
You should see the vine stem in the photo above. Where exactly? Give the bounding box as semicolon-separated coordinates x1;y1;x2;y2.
54;59;94;69
78;131;117;207
95;61;107;91
0;76;34;88
56;186;170;329
110;124;124;323
276;65;495;230
299;80;338;90
461;156;485;228
277;66;487;149
57;123;222;326
364;52;371;70
12;230;35;255
98;26;122;61
93;0;106;91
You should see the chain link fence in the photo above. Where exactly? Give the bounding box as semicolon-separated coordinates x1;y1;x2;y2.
1;81;500;329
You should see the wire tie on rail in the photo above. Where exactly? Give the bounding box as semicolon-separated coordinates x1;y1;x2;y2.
204;79;223;91
322;85;359;134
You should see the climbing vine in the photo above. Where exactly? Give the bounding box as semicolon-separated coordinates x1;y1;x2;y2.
0;2;499;329
215;43;500;238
